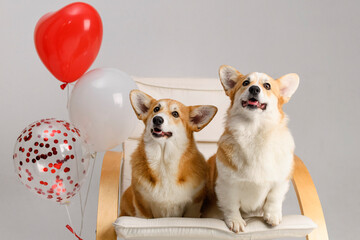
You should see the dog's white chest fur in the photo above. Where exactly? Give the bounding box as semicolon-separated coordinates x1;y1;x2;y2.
231;121;293;182
216;120;294;215
139;138;202;217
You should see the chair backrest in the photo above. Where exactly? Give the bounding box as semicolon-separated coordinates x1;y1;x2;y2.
120;77;230;195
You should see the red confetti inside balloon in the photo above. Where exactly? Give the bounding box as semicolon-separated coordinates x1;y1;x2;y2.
13;118;90;204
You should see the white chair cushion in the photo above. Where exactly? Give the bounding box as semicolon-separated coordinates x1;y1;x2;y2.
114;215;316;240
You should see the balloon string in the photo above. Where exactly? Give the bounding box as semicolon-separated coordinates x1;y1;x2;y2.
67;84;69;109
65;82;76;110
65;204;83;239
78;189;84;222
65;204;73;227
73;146;84;223
79;153;96;235
75;142;84;235
66;225;83;240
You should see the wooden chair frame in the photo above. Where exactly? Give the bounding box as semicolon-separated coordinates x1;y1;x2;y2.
96;152;329;240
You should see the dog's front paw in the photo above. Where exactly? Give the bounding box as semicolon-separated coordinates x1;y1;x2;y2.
225;217;247;233
264;211;282;226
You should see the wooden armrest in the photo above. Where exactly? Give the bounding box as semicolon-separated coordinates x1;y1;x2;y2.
292;155;329;240
96;151;123;240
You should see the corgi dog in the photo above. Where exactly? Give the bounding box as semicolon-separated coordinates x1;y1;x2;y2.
207;65;299;232
120;90;217;218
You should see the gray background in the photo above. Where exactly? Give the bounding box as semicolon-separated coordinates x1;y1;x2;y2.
0;0;359;239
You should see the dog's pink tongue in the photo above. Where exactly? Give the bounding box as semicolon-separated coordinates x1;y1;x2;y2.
248;99;259;106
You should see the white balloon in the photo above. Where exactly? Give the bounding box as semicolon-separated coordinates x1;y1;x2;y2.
69;68;138;152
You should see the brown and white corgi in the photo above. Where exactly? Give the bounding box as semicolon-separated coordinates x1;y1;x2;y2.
120;90;217;218
206;65;299;232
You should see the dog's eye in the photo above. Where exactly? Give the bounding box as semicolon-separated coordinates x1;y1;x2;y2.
154;107;160;112
263;83;271;90
242;80;250;86
172;111;179;118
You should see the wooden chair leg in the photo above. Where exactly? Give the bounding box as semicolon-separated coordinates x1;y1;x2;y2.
292;155;329;240
96;151;123;240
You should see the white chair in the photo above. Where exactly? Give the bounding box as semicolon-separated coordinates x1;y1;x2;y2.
96;77;328;240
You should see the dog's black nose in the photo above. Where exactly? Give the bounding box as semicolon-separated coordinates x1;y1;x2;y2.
153;116;164;125
249;85;260;95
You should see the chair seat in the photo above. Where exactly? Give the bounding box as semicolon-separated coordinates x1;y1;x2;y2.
114;215;316;240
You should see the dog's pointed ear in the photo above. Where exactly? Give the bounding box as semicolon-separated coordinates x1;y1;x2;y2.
278;73;300;103
219;65;243;95
189;105;218;132
129;90;155;120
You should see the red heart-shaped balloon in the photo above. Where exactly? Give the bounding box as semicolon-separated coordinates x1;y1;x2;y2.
34;2;103;83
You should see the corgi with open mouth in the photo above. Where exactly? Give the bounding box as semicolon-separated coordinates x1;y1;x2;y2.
120;90;217;218
207;65;299;232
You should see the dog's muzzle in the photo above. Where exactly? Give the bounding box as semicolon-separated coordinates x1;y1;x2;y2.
151;116;172;138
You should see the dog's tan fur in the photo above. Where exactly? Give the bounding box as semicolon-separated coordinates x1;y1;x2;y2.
120;90;217;218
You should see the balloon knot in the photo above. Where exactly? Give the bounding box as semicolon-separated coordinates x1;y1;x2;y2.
60;83;69;90
66;225;83;240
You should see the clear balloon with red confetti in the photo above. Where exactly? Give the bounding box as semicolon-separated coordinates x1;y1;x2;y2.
13;118;90;204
